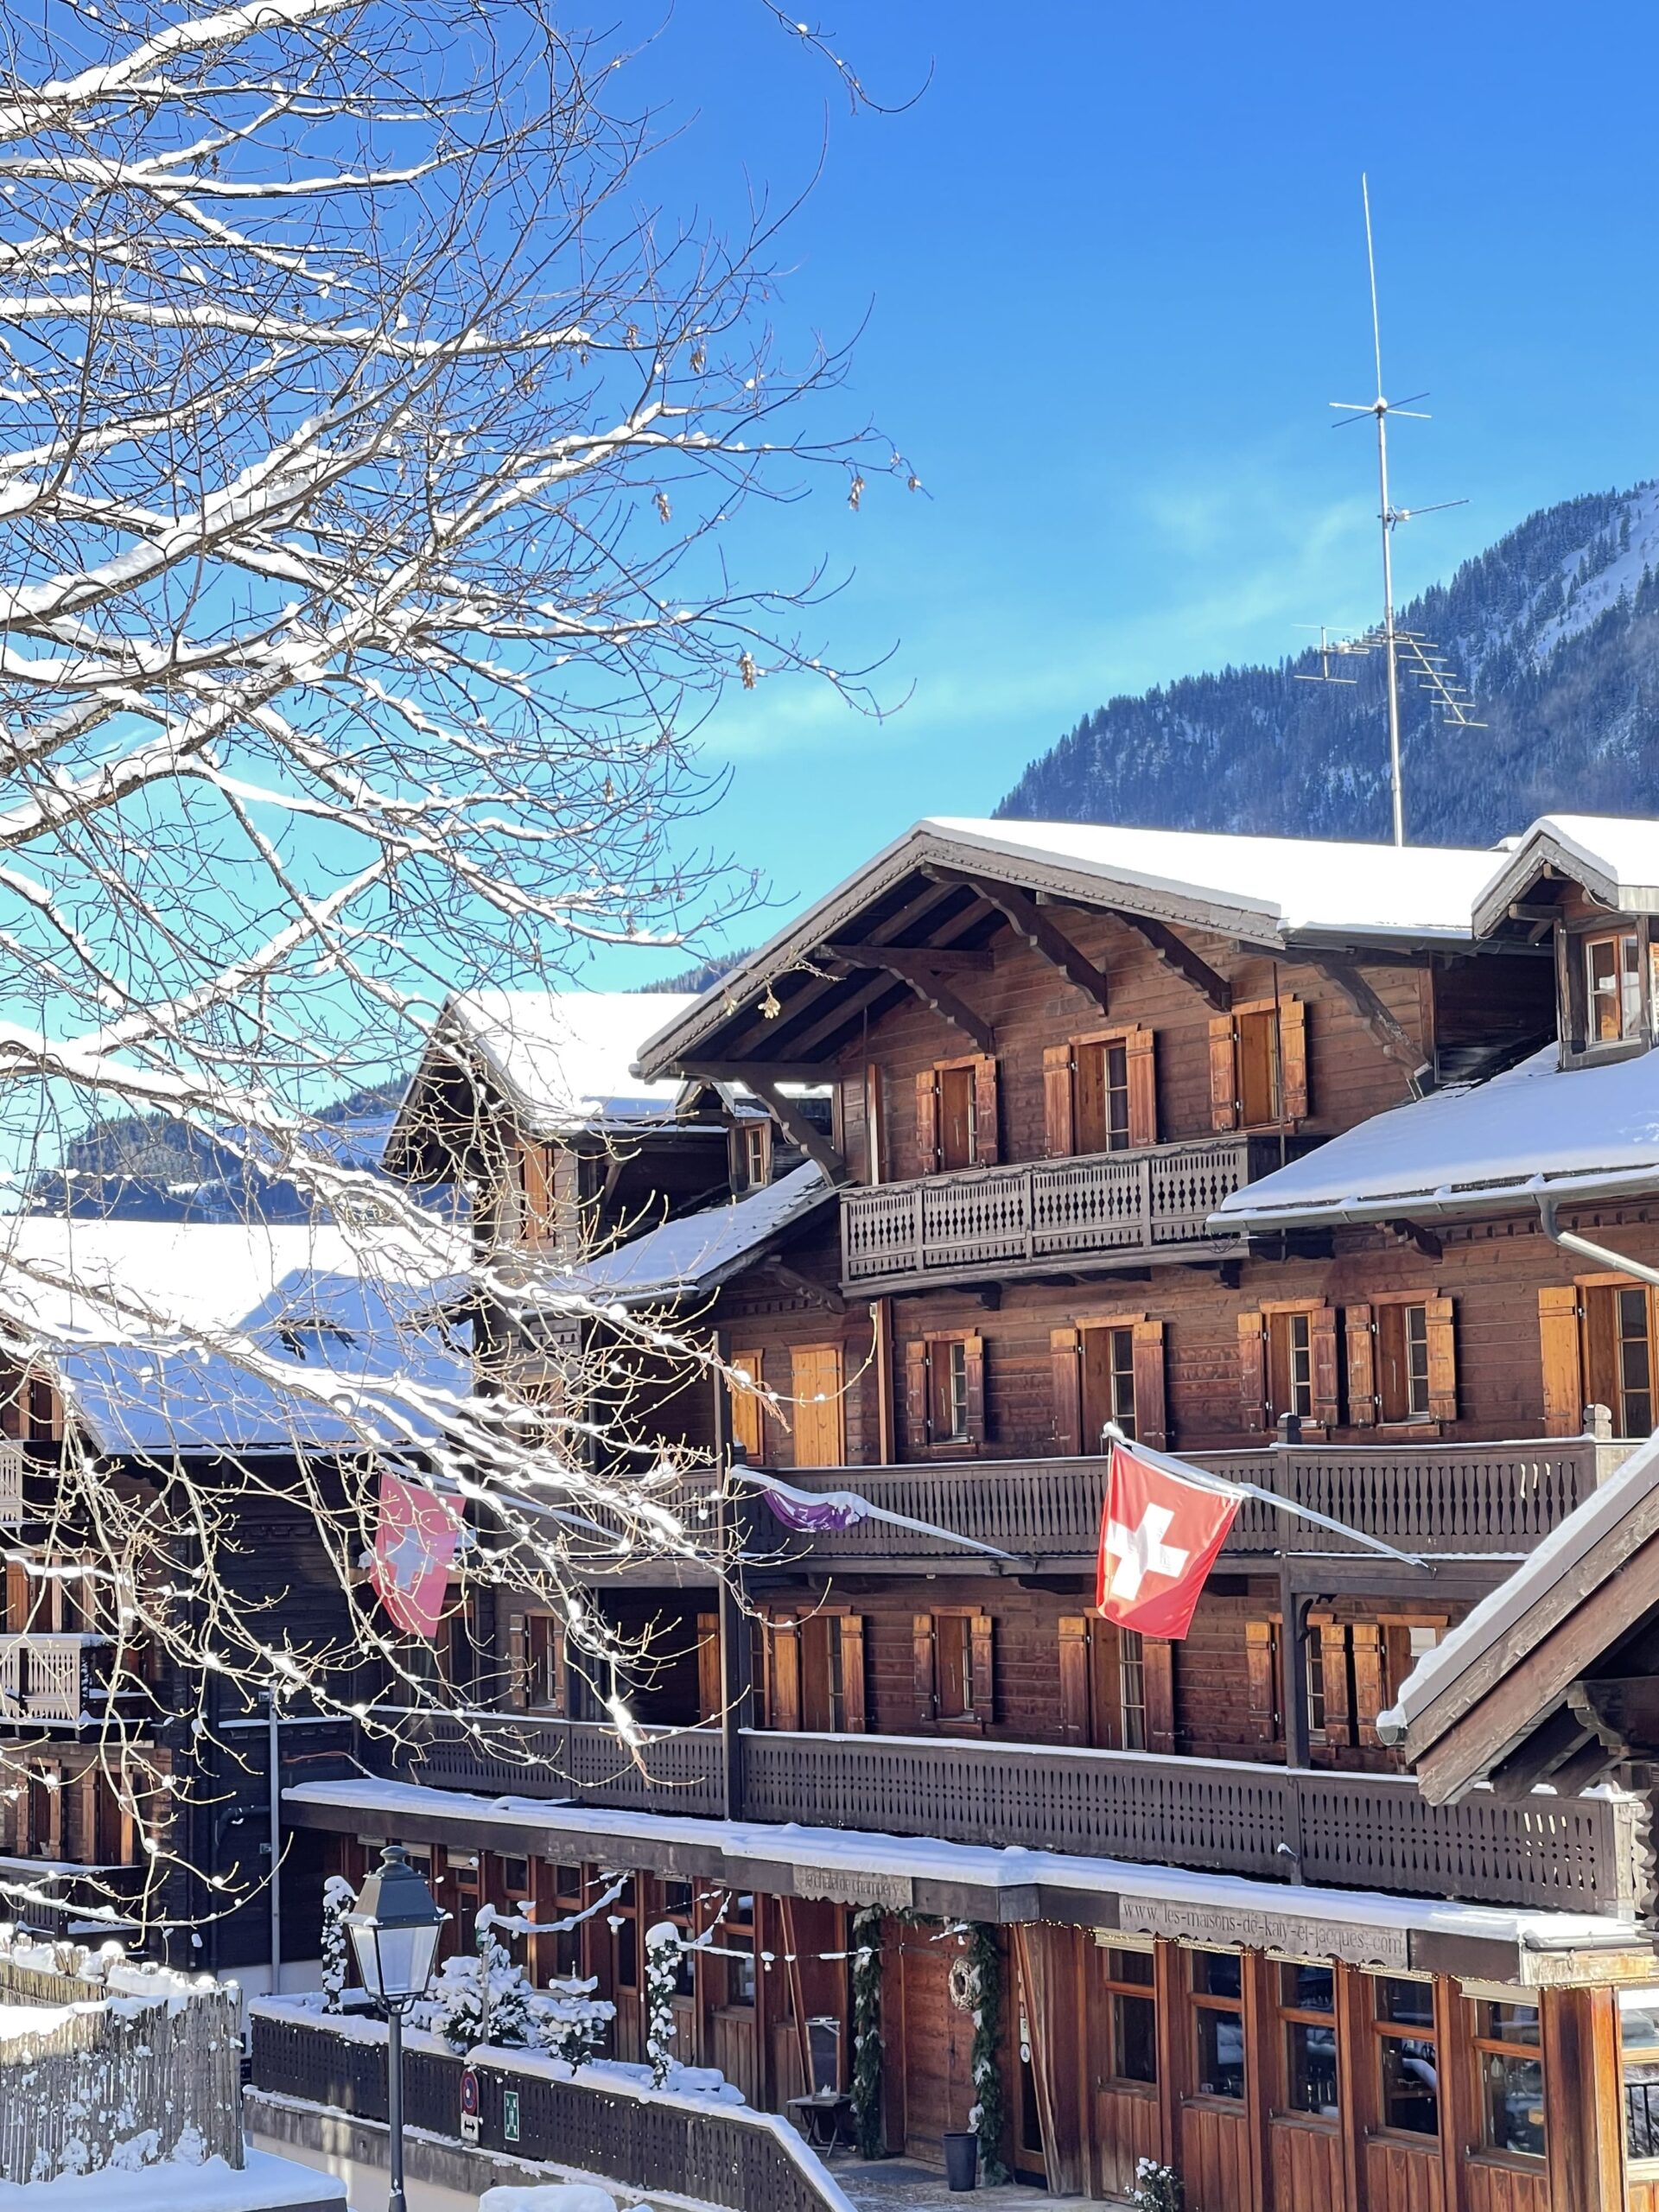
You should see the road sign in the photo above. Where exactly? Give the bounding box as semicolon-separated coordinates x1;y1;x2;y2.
502;2088;521;2145
460;2065;480;2144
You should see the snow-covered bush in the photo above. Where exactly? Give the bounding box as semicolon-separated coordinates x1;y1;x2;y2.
418;1909;611;2065
321;1875;355;2015
1131;2158;1185;2212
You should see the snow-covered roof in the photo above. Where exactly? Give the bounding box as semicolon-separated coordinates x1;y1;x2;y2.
1473;813;1659;933
0;1217;470;1455
1213;1043;1659;1229
542;1163;831;1306
421;989;701;1141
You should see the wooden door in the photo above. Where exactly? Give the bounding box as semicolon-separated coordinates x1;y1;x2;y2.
790;1344;844;1467
898;1928;975;2164
939;1065;976;1169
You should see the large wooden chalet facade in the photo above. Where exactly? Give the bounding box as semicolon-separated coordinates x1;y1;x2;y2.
286;811;1659;2209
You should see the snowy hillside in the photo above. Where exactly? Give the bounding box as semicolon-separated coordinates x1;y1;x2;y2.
998;480;1659;843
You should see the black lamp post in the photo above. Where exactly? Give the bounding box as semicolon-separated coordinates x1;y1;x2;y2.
344;1845;448;2212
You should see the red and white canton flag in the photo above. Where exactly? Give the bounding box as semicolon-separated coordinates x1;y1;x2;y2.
371;1470;461;1640
1096;1439;1243;1641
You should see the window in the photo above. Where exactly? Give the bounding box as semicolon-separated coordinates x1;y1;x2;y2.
552;1864;584;1979
725;1892;756;2008
1586;929;1642;1044
663;1878;697;1998
1084;1325;1138;1446
1058;1616;1164;1751
1044;1028;1155;1157
933;1338;969;1441
1101;1947;1157;2085
1210;998;1307;1131
612;1876;639;1992
918;1057;998;1173
907;1335;985;1452
1373;1977;1439;2138
799;1611;865;1733
1545;1279;1659;1439
1280;1965;1338;2117
1118;1628;1147;1751
1620;1987;1659;2163
918;1610;993;1727
1613;1285;1656;1436
1377;1302;1431;1421
937;1613;977;1719
1191;1951;1245;2100
1240;1304;1338;1433
1306;1631;1327;1737
1272;1311;1313;1420
1475;2001;1544;2159
1053;1317;1167;1454
739;1121;772;1192
526;1615;563;1710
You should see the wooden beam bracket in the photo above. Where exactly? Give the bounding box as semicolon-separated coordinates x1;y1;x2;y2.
1385;1218;1444;1262
924;869;1111;1014
821;943;993;1052
1310;958;1433;1099
1107;907;1232;1013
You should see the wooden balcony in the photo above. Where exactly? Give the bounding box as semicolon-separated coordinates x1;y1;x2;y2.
0;1634;125;1723
386;1713;1642;1916
839;1135;1297;1291
763;1436;1632;1573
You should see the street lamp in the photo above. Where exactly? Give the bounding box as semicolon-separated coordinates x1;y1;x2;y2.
345;1846;448;2212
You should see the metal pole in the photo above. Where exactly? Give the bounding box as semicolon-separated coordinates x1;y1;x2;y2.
266;1689;282;1997
387;2005;407;2212
1376;398;1404;849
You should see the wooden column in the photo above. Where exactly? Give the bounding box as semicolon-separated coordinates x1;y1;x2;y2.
713;1333;750;1823
1436;1973;1471;2212
1152;1937;1183;2169
1544;1984;1626;2212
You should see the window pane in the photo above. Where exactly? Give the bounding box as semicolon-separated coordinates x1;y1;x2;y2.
1405;1304;1430;1416
1193;1951;1243;1999
1105;1043;1130;1150
1119;1627;1147;1751
1287;2020;1340;2116
1194;2004;1244;2099
1621;1991;1659;2161
1112;1992;1158;2083
1378;2034;1440;2136
1624;933;1643;1037
727;1933;756;2007
1376;1977;1434;2027
1478;2001;1540;2047
1281;1963;1335;2012
1104;1947;1154;1987
1483;2050;1545;2157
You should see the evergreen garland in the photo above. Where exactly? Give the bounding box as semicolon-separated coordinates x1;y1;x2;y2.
850;1906;884;2159
964;1923;1007;2186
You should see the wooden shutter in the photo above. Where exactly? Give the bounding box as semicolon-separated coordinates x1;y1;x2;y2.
4;1560;28;1634
1058;1617;1090;1745
1539;1286;1585;1438
1246;1621;1278;1744
768;1615;802;1732
1319;1621;1353;1746
1352;1624;1387;1745
1425;1295;1458;1423
1144;1638;1176;1754
840;1615;867;1732
728;1351;764;1460
1345;1303;1377;1428
1208;1014;1239;1132
1125;1028;1158;1147
1131;1319;1168;1450
1310;1306;1341;1427
973;1057;1000;1165
1279;997;1309;1121
963;1334;987;1446
1050;1326;1083;1454
912;1614;938;1723
905;1338;930;1453
915;1070;940;1174
969;1615;995;1723
520;1142;556;1241
696;1612;721;1724
1237;1312;1268;1433
791;1344;844;1467
1043;1044;1076;1157
506;1611;527;1712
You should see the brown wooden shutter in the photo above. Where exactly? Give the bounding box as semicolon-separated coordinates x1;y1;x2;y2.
1351;1624;1387;1745
1237;1312;1268;1433
728;1351;764;1460
1425;1295;1458;1423
1539;1287;1585;1438
905;1338;930;1452
969;1615;995;1723
1246;1622;1279;1744
1131;1319;1168;1451
1043;1044;1076;1157
912;1614;938;1723
771;1615;803;1732
973;1057;1001;1166
1126;1028;1158;1147
915;1070;940;1174
696;1612;721;1724
1319;1621;1353;1746
4;1560;28;1634
1058;1617;1090;1745
521;1142;556;1241
1310;1306;1340;1427
1279;997;1309;1121
1209;1015;1239;1131
963;1334;987;1446
1344;1303;1377;1427
1051;1326;1083;1455
1144;1638;1176;1754
840;1616;867;1732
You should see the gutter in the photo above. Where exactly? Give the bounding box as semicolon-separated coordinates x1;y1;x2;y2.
1211;1158;1659;1237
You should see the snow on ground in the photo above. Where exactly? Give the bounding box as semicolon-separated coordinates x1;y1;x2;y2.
0;2147;344;2211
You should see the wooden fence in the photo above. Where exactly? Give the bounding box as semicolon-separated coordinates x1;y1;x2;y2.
250;2006;853;2212
0;1939;243;2182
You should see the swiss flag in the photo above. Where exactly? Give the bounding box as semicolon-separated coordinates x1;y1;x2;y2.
1096;1439;1243;1641
371;1470;461;1639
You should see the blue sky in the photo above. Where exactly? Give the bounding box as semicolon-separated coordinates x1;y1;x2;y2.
601;2;1659;981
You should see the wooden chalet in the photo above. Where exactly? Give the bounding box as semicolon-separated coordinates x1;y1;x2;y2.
289;812;1659;2209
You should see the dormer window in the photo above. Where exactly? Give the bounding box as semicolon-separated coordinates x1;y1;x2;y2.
1585;929;1642;1043
1560;914;1659;1062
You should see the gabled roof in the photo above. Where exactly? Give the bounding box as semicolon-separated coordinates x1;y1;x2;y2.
531;1161;831;1307
0;1217;470;1455
1212;1042;1659;1230
1472;814;1659;935
633;817;1505;1081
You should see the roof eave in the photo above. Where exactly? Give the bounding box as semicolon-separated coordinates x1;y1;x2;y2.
1211;1157;1659;1236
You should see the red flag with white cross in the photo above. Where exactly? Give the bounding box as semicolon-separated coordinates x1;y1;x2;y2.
371;1469;461;1640
1096;1438;1243;1640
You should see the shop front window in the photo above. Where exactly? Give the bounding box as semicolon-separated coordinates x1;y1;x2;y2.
1280;1964;1338;2117
1102;1947;1156;2086
1621;1988;1659;2162
1373;1977;1439;2138
1192;1951;1244;2100
1475;2002;1544;2159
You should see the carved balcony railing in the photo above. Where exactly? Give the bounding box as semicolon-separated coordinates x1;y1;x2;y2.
839;1135;1303;1291
377;1713;1642;1916
0;1634;125;1723
758;1437;1633;1572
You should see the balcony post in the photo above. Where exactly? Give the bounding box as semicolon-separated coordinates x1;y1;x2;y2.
718;1394;753;1821
1279;1559;1309;1885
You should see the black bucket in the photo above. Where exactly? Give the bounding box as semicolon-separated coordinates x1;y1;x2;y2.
943;2130;979;2192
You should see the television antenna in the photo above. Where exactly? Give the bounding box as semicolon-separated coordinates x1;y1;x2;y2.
1298;175;1485;845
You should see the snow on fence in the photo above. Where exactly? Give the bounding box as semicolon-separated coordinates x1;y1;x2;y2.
250;2003;855;2212
0;1929;244;2183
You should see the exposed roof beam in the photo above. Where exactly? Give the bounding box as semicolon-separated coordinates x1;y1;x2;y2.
1486;1705;1592;1798
1103;906;1231;1013
1385;1218;1444;1262
1567;1675;1659;1762
823;945;993;1052
681;1059;838;1084
825;942;992;974
926;869;1110;1014
1309;957;1432;1098
782;897;1001;1061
